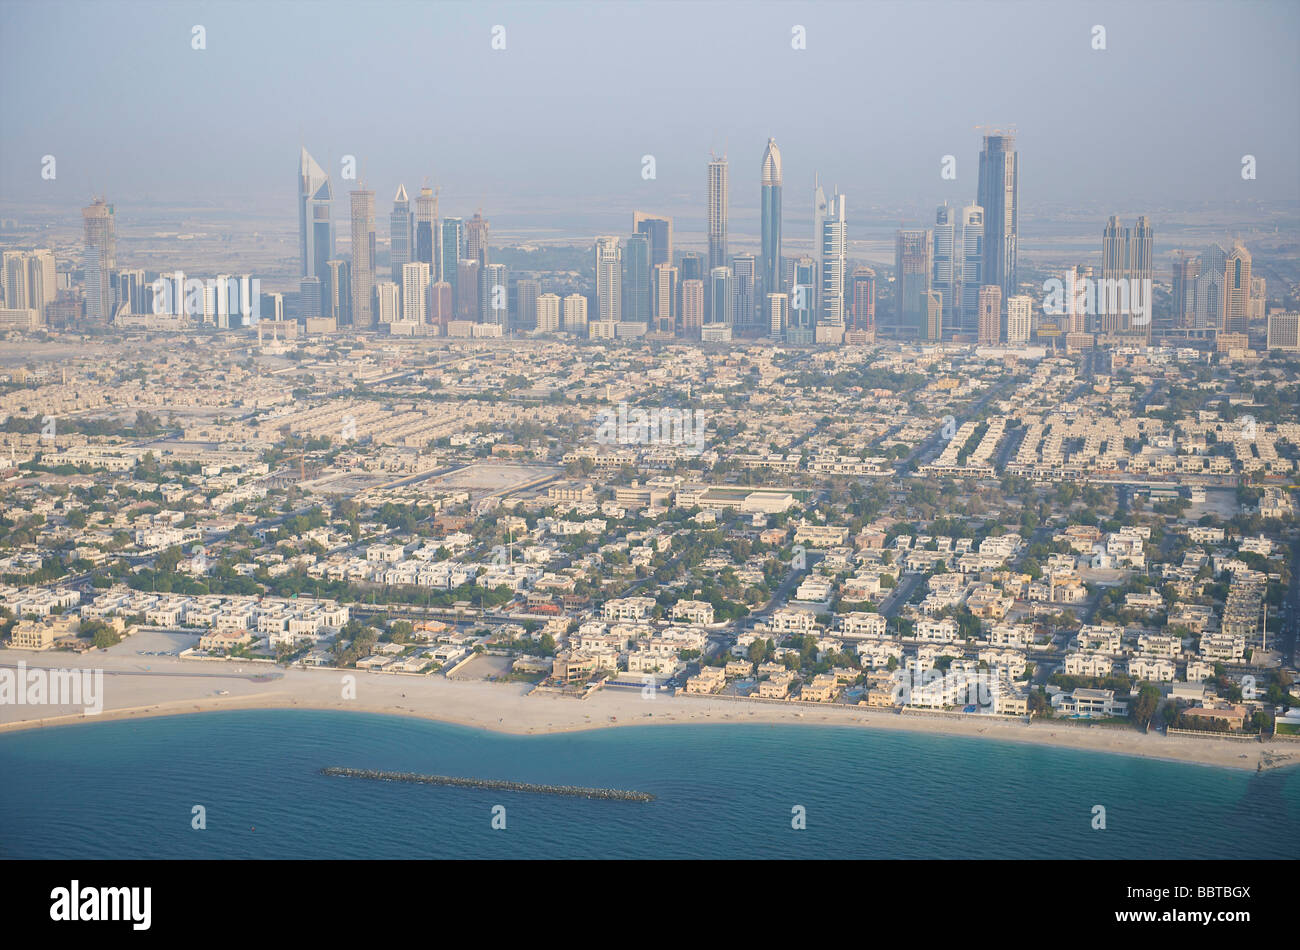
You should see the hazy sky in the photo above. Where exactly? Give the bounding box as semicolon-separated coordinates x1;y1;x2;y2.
2;0;1298;225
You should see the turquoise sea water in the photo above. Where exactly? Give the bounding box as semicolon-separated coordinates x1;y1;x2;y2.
1;709;1297;859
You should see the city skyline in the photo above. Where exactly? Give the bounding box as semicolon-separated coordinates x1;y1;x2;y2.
2;0;1300;891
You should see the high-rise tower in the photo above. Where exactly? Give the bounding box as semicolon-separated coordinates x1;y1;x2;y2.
298;148;333;282
595;236;622;323
82;198;116;322
466;211;489;266
934;203;959;336
622;233;651;325
896;229;933;337
760;138;783;302
633;212;673;268
1223;241;1252;335
707;154;729;275
441;217;464;313
350;188;376;328
390;185;412;284
415;185;439;277
819;193;847;328
976;134;1018;303
1100;215;1155;337
958;205;984;335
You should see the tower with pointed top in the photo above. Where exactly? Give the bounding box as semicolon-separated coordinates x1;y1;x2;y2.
761;138;783;305
298;148;333;282
390;184;412;284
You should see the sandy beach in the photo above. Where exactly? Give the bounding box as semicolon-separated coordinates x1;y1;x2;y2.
2;643;1296;774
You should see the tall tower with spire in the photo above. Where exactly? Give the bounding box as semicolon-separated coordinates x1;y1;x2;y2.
760;138;783;302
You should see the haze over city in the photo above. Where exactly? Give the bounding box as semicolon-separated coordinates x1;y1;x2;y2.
0;0;1297;913
3;0;1298;217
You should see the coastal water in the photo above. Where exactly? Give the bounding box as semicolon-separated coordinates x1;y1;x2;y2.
1;710;1297;859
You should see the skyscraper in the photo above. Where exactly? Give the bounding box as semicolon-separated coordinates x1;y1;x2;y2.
429;282;453;326
681;279;704;337
789;257;817;345
1131;216;1154;287
707;154;729;275
767;292;789;339
1006;294;1032;344
760;138;783;302
976;134;1018;303
708;266;734;327
1223;242;1252;335
536;293;561;333
326;259;351;325
1100;215;1155;337
375;281;399;325
850;268;876;334
298;148;333;282
466;212;489;266
1194;244;1228;331
482;262;507;325
1266;311;1300;351
299;277;322;320
115;267;145;317
516;279;540;330
652;262;678;335
933;203;960;335
731;253;757;334
1063;265;1093;336
678;252;705;323
1100;216;1129;335
819;192;847;329
1172;251;1199;329
82;197;116;322
922;290;943;343
457;260;480;320
4;250;56;321
895;229;933;337
3;251;28;312
402;262;429;324
958;205;984;334
595;236;622;323
977;285;1002;344
812;174;828;311
350;188;376;328
390;185;412;284
633;212;673;268
622;233;651;325
441;217;464;313
415;186;439;276
563;293;588;334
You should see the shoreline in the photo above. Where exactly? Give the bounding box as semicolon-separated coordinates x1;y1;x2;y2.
2;651;1296;773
